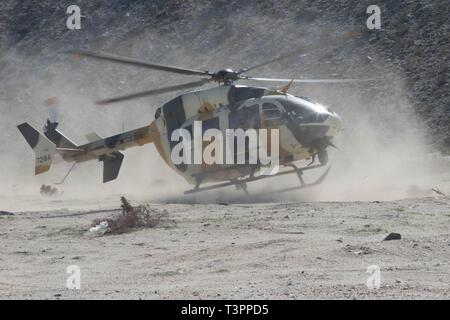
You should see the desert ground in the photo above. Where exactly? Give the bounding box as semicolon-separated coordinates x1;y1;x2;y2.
1;0;449;301
1;192;449;299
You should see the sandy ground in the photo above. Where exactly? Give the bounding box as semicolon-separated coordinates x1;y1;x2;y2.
1;193;449;300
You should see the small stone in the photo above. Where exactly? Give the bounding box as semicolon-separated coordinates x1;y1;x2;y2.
383;233;401;241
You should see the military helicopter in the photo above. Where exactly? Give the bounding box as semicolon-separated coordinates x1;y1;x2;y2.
17;49;367;194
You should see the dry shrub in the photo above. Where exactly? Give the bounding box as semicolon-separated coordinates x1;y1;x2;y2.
92;196;168;235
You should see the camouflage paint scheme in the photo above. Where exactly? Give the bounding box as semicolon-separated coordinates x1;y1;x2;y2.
17;85;341;185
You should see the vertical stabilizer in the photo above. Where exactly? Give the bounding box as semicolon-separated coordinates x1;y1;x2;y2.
17;122;57;175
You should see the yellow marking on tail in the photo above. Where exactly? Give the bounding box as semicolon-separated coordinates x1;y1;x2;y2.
35;164;50;175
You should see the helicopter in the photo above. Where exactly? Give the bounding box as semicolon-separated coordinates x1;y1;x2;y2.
17;49;368;195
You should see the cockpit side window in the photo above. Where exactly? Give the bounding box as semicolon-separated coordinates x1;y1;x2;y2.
278;99;312;118
278;98;328;123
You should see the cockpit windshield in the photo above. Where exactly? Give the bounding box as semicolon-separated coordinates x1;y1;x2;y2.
277;96;330;123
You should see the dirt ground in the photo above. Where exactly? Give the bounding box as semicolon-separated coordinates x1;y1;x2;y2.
1;193;449;300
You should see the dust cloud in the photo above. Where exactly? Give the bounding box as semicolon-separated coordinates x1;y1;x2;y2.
1;11;448;208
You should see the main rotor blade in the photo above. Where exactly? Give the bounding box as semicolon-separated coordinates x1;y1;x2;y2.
64;50;211;76
241;77;375;83
237;33;369;75
238;50;307;74
96;79;209;105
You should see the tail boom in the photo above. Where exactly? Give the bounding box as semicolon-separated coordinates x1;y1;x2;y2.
18;121;159;182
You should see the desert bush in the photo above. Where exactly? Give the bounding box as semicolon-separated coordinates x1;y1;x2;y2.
92;197;168;235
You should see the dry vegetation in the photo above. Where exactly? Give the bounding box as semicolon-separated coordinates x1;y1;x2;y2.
92;196;169;235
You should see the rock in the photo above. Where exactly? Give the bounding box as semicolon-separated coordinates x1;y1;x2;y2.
383;233;402;241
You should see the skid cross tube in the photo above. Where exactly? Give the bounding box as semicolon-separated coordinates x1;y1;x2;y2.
54;162;77;185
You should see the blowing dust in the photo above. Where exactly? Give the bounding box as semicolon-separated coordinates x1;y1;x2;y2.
1;12;448;207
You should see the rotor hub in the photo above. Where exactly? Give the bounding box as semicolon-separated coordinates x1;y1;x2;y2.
213;69;240;84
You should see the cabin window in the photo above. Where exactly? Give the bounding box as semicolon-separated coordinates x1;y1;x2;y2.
229;104;260;129
262;102;283;125
163;96;187;171
163;96;185;138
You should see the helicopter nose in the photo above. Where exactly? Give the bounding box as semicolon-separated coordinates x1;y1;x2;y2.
294;111;341;148
324;112;342;137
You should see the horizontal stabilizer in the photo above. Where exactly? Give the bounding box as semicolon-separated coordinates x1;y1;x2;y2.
56;148;86;156
100;151;124;183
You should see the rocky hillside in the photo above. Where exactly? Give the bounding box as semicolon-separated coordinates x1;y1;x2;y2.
0;0;448;186
1;0;448;145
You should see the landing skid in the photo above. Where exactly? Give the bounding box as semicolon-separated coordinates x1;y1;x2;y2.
184;164;331;195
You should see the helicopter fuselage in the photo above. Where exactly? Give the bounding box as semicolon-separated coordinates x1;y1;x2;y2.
18;48;359;189
17;84;342;186
151;85;342;184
